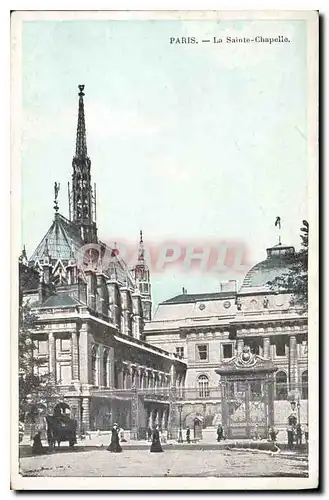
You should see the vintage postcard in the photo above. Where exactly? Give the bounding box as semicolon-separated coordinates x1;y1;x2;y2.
11;10;318;490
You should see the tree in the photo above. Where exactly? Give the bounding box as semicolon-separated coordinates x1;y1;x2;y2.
268;220;308;313
19;269;59;420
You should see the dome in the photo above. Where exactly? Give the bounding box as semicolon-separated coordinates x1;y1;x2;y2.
240;244;295;293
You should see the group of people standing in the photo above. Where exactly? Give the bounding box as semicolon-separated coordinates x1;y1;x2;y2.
286;423;308;449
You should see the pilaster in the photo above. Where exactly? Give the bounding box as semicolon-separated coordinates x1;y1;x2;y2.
71;329;80;381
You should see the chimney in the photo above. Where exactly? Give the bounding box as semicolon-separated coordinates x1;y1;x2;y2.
220;280;237;293
38;280;46;305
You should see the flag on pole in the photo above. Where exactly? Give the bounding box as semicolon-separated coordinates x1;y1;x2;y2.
275;216;281;229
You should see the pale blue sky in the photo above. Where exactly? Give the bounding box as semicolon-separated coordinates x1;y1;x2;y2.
21;19;308;308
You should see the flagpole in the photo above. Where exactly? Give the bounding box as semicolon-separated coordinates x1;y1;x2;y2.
275;217;282;246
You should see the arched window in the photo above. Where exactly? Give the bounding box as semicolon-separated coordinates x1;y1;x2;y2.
91;345;99;386
198;374;210;398
275;371;287;400
301;370;308;399
103;350;109;387
114;362;120;389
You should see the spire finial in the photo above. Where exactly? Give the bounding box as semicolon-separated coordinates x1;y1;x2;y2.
54;182;60;212
19;245;28;265
138;230;144;263
75;85;88;157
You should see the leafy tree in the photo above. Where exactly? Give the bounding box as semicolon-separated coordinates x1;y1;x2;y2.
19;267;59;420
268;220;308;313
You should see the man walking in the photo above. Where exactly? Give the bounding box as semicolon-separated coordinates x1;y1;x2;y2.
287;424;294;450
186;426;191;443
217;424;224;442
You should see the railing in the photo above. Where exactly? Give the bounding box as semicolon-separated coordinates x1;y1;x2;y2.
86;381;308;403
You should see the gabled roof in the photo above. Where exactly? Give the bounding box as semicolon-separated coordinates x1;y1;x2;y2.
161;291;236;305
30;213;84;264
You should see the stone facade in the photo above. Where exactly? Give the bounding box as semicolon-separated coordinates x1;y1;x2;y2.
20;86;187;434
145;246;308;430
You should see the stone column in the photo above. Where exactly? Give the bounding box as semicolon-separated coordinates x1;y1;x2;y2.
170;364;176;387
237;339;244;355
263;337;271;359
167;385;179;440
81;397;90;433
71;329;80;381
127;365;132;389
78;324;89;384
161;408;167;430
48;332;56;382
148;410;153;428
289;335;298;391
130;387;143;439
99;347;104;387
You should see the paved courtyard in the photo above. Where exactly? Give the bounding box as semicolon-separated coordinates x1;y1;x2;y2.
19;448;308;477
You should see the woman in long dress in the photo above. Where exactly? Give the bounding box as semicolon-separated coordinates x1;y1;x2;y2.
150;425;164;453
107;424;122;453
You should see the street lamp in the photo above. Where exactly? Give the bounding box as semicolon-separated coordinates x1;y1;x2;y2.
177;403;183;443
79;385;84;438
290;400;296;412
296;394;301;426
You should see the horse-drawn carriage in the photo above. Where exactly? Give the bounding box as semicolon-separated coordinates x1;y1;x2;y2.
29;402;78;450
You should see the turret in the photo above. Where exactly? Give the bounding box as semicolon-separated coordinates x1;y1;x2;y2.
131;230;152;320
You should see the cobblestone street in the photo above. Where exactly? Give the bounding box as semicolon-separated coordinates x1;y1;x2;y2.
19;448;308;477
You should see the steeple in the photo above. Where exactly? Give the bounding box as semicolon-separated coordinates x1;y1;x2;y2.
138;230;145;263
132;230;152;320
19;245;28;266
75;85;88;158
69;85;97;244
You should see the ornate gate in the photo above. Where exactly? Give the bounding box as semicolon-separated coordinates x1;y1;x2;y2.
217;346;277;439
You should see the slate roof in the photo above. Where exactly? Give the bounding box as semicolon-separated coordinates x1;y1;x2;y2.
29;213;135;288
161;291;236;305
30;213;84;264
40;293;82;308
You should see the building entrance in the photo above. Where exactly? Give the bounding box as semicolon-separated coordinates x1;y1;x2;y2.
216;346;277;439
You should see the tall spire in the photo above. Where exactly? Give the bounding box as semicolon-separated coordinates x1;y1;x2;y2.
132;230;152;320
138;230;145;263
75;85;88;157
71;85;97;244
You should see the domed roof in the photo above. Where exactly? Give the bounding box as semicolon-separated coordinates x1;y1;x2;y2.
240;244;295;293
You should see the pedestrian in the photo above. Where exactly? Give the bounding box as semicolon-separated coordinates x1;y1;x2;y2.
31;431;43;455
147;427;152;442
286;424;294;450
304;424;309;444
216;424;223;442
119;427;127;442
107;423;122;453
296;423;303;445
150;425;163;453
186;426;191;443
269;427;278;442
